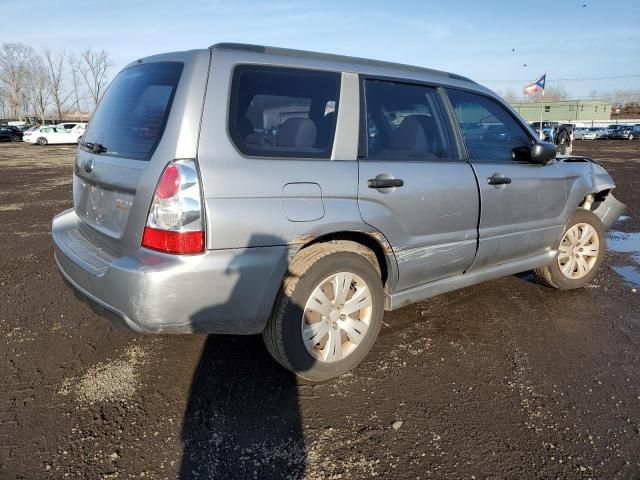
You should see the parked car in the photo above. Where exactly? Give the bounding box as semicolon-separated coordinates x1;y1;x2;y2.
608;125;638;140
56;122;87;132
21;127;40;143
606;124;627;137
52;43;626;381
573;127;589;140
529;121;559;130
585;127;609;140
0;125;23;142
529;122;560;141
25;124;86;145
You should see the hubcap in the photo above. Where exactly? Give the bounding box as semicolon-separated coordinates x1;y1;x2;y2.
301;272;373;363
557;222;600;279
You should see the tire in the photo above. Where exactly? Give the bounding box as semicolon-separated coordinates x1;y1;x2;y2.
534;209;605;290
10;135;20;142
263;241;384;382
36;137;48;145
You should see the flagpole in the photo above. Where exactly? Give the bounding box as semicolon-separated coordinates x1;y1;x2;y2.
540;87;544;140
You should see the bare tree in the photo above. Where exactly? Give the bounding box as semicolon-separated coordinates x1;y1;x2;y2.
544;84;570;102
19;90;31;119
500;89;519;103
608;88;640;106
43;48;72;121
68;54;86;121
27;55;50;124
0;43;34;118
74;48;112;108
0;86;7;119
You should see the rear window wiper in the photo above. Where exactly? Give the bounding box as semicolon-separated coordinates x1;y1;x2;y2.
81;141;107;154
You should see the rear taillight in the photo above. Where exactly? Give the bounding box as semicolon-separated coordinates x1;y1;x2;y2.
142;159;205;254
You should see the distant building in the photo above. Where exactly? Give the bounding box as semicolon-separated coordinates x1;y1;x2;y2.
509;100;611;122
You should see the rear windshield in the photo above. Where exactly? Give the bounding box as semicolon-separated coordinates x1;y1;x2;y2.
81;62;183;161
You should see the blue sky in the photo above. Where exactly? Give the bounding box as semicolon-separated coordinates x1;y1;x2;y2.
2;0;639;98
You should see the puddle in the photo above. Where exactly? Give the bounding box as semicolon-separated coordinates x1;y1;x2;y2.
608;231;640;259
608;229;640;288
611;266;640;288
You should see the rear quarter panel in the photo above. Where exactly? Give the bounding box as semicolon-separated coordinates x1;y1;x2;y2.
197;50;369;252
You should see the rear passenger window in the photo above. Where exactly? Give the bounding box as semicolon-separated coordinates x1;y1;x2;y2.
447;90;533;163
363;80;457;161
229;66;340;158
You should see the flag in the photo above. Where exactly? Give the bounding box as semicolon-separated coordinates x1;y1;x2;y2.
523;74;546;96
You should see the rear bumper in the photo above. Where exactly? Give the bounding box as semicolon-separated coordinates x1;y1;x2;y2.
52;209;288;334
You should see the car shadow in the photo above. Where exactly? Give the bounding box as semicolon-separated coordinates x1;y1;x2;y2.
179;234;311;479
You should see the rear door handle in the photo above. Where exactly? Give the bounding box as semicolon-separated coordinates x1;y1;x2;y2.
368;178;404;189
487;175;512;186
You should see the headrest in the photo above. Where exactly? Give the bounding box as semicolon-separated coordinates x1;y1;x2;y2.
277;118;317;148
391;115;435;152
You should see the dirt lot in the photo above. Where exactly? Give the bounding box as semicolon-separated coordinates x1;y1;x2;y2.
1;140;639;479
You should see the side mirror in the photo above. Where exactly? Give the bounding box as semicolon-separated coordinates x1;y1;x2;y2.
530;141;556;164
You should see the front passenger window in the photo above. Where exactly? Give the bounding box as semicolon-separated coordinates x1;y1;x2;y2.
447;90;533;163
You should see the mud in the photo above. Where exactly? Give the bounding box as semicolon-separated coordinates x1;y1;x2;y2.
1;140;639;479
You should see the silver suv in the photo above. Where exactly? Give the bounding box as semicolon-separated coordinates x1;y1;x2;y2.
52;43;625;381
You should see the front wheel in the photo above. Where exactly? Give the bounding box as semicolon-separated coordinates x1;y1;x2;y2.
10;135;20;142
36;137;48;145
263;241;384;382
534;209;605;289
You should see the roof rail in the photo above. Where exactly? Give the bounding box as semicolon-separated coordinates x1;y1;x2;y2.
209;43;475;84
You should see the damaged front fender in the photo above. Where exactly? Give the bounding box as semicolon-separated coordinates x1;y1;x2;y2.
593;193;626;231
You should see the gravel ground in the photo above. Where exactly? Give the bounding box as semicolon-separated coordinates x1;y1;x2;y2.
1;140;639;479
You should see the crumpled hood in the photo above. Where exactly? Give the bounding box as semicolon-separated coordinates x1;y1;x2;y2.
556;155;603;166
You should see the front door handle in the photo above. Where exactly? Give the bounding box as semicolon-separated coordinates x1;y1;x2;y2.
368;178;404;189
487;175;512;186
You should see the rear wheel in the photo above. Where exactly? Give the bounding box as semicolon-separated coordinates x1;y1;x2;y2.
534;209;605;289
263;241;384;382
10;135;20;142
36;137;48;145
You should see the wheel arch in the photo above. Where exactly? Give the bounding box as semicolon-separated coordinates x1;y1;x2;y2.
294;230;397;291
578;189;611;211
566;166;616;214
567;180;625;231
